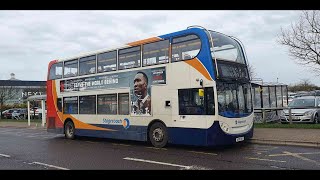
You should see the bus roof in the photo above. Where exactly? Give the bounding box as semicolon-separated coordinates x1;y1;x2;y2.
53;26;214;63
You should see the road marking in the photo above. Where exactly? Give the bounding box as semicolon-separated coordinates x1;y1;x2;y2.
246;157;286;163
15;132;34;136
32;162;69;170
269;151;320;157
188;165;213;170
188;151;217;156
0;129;18;133
124;157;191;169
146;147;167;150
270;165;287;170
112;143;131;147
0;153;11;158
26;132;50;135
269;151;320;165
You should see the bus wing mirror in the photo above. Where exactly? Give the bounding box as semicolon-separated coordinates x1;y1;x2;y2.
198;89;204;97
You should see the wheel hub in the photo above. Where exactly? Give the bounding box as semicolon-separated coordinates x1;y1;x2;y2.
67;125;74;136
153;128;163;142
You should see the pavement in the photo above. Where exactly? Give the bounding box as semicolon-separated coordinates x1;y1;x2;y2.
0;121;46;130
0;120;320;148
251;128;320;148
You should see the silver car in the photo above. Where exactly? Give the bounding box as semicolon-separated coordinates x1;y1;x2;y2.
280;96;320;124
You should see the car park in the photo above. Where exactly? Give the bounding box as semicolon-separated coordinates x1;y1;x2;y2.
280;96;320;124
29;107;46;118
3;109;15;119
11;108;27;120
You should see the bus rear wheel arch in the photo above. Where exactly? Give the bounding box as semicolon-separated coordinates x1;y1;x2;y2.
148;121;168;148
64;119;75;139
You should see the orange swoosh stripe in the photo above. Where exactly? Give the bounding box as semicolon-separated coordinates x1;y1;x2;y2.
185;58;212;81
52;80;63;123
127;37;162;46
62;114;117;131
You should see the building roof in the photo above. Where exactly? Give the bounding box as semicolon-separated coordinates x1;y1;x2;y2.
0;80;46;86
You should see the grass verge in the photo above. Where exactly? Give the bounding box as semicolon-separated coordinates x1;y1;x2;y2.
254;123;320;129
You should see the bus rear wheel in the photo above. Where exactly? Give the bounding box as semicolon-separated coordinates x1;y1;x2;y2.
64;121;75;139
149;122;168;148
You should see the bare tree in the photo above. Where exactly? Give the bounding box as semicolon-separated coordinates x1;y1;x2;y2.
300;78;312;87
247;63;256;80
0;86;19;117
278;10;320;73
288;78;319;92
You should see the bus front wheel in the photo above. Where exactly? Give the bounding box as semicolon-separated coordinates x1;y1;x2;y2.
149;122;168;148
64;121;75;139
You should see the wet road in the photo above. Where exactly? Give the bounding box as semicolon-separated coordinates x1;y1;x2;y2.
0;127;320;170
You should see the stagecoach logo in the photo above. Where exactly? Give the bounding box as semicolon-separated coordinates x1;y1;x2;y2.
235;120;246;125
122;118;130;129
102;118;130;129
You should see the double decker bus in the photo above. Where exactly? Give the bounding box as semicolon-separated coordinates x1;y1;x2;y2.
46;25;253;148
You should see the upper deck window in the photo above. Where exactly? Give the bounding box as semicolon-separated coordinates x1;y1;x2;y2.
97;50;117;73
64;59;78;78
208;31;245;64
79;55;96;76
79;55;96;75
171;34;201;62
143;40;169;66
118;46;141;70
49;62;63;80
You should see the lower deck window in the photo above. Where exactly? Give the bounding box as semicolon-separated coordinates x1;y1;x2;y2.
98;94;117;114
119;93;129;115
63;97;78;114
178;87;214;115
79;95;96;114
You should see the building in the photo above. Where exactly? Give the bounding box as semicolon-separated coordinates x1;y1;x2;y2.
0;73;46;106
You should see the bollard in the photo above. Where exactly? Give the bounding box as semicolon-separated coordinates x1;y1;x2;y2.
288;108;292;124
262;109;266;123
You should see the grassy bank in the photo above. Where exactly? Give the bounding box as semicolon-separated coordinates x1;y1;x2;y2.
254;123;320;129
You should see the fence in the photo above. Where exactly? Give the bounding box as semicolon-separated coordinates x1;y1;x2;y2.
254;107;319;124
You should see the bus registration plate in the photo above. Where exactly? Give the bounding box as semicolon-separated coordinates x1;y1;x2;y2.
236;136;244;142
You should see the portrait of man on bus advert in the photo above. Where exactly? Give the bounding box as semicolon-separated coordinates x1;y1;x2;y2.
131;71;152;115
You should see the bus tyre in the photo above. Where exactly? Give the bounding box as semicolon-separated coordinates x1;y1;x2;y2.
64;121;75;139
149;122;168;148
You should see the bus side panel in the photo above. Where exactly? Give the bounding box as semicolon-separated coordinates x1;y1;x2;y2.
206;121;254;146
168;121;254;147
168;128;207;146
74;125;148;142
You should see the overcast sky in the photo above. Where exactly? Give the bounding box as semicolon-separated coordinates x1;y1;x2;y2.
0;10;318;86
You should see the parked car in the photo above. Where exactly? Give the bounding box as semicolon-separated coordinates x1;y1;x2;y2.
3;109;15;119
29;107;46;118
11;108;27;120
280;96;320;124
1;110;7;118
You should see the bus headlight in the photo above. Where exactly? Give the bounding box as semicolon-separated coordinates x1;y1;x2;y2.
220;122;230;133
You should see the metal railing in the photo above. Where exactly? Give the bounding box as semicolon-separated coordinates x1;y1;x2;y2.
254;107;319;124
